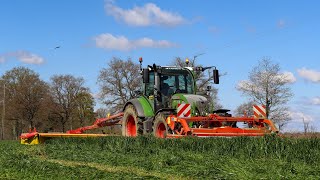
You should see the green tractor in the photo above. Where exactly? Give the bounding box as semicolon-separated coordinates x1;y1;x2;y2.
20;59;278;144
121;59;220;137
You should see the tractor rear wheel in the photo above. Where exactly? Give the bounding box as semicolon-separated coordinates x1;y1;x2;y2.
153;113;168;138
122;105;140;137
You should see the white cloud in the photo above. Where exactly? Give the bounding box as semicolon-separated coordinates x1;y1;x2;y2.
94;33;176;51
297;68;320;83
14;51;44;64
0;51;44;64
277;19;286;29
0;57;5;63
237;80;251;90
311;97;320;105
105;1;186;27
281;71;296;83
289;111;313;123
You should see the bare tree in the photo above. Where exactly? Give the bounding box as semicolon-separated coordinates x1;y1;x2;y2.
98;57;140;112
234;101;255;117
1;67;49;139
269;106;291;131
237;58;294;131
302;118;310;135
95;108;109;119
50;75;92;132
302;118;317;134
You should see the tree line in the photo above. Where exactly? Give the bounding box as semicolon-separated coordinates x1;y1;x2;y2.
0;57;293;139
0;68;95;139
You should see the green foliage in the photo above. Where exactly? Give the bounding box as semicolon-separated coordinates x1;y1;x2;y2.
1;136;320;179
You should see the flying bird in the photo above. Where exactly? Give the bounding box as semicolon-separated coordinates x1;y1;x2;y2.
54;46;60;49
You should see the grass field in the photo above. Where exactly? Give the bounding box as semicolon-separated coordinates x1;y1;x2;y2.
1;135;320;179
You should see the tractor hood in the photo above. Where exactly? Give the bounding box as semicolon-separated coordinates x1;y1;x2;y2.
181;94;207;104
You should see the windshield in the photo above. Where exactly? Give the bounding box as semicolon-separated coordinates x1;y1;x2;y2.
160;68;194;95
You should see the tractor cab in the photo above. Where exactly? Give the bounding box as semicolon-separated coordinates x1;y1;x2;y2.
142;65;195;111
141;61;219;113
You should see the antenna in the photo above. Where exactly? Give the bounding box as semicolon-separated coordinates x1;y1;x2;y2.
193;52;205;62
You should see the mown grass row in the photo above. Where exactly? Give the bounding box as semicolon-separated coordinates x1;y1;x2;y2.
1;135;320;179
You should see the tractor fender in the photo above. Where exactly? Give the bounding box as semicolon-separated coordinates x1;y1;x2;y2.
155;108;176;117
123;99;145;118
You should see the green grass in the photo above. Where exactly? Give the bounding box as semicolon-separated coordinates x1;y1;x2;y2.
1;135;320;179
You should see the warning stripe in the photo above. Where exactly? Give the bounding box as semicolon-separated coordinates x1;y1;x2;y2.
253;111;260;118
177;104;188;117
253;105;266;118
254;107;266;118
256;106;266;116
177;104;191;117
184;109;191;117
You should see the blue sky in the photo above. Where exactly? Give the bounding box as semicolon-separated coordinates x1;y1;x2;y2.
1;0;320;131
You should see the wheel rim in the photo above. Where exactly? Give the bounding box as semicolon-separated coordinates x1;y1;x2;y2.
156;123;166;138
126;115;136;137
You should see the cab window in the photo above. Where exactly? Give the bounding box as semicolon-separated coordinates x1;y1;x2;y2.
145;72;154;96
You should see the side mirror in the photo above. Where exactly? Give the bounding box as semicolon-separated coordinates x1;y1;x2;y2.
143;68;149;83
213;69;219;84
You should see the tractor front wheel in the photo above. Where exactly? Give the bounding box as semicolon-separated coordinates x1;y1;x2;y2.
153;113;168;138
122;105;139;137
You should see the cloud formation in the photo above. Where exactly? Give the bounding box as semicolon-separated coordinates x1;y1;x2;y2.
311;97;320;105
289;111;313;122
105;1;186;27
281;71;296;84
277;19;286;29
93;33;176;51
0;51;44;64
0;57;5;63
297;68;320;83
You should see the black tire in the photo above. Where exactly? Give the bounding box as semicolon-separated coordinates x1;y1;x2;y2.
153;113;168;138
122;105;142;136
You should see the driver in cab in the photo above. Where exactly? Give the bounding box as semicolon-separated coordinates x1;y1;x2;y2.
160;76;173;96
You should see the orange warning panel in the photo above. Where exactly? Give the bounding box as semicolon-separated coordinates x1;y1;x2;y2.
253;105;266;118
